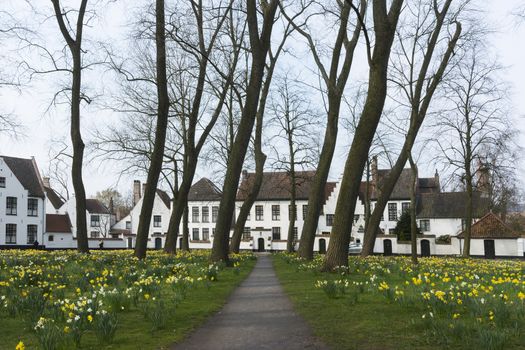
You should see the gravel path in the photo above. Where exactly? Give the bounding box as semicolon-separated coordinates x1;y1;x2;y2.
171;254;329;350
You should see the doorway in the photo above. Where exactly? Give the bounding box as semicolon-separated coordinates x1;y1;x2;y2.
319;239;326;254
257;238;265;252
154;237;162;250
420;239;431;257
484;240;495;259
383;239;392;256
127;237;133;249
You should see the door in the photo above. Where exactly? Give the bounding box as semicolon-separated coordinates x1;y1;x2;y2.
484;240;495;259
154;237;162;250
319;239;326;254
127;237;133;249
179;238;183;249
420;239;431;257
258;238;265;252
383;239;392;256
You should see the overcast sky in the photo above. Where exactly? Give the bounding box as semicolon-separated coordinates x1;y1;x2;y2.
0;1;524;198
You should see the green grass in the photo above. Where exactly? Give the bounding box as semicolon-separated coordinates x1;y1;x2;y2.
272;254;525;350
0;250;256;350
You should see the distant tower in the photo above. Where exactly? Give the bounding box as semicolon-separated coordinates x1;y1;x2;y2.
133;180;141;206
476;159;490;197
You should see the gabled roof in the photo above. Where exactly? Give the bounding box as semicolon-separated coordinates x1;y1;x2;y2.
457;212;521;239
44;186;65;210
156;189;171;209
236;171;334;203
1;156;45;198
417;192;489;219
188;178;222;201
46;214;72;233
368;168;440;200
86;199;110;214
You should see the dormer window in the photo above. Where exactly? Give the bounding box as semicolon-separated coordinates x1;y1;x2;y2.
0;177;5;188
6;197;17;215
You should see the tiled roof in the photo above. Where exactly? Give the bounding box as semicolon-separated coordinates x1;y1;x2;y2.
86;199;110;214
236;171;334;203
46;214;72;233
44;186;65;210
417;192;489;219
156;189;171;209
457;212;521;239
188;178;222;201
1;156;45;198
369;168;440;200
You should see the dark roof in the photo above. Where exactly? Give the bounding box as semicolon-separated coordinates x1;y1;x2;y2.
236;171;334;203
188;178;222;201
156;189;171;209
457;212;521;239
1;156;45;198
368;169;440;200
417;192;490;219
46;214;72;233
86;199;110;214
44;186;65;210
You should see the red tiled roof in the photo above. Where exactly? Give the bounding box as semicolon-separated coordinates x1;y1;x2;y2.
457;212;521;239
86;199;110;214
46;214;72;233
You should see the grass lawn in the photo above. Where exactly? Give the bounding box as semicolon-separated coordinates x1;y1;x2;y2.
0;250;256;350
272;253;525;350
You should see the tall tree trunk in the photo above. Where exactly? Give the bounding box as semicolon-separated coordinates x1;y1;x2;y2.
134;0;170;259
322;0;404;271
463;167;473;257
211;0;278;264
51;0;89;253
287;134;297;253
182;206;190;251
408;153;418;265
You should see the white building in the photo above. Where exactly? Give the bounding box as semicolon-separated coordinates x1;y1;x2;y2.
112;180;171;249
0;156;46;247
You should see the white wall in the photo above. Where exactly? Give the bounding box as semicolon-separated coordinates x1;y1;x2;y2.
0;158;46;246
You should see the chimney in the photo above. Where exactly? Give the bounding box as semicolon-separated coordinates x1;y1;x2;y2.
434;169;440;192
43;177;50;188
242;169;248;181
477;159;490;197
371;156;378;185
109;196;115;214
133;180;141;206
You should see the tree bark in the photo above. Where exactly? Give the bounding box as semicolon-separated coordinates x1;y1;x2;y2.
322;0;404;271
134;0;170;259
182;206;190;251
408;153;418;265
51;0;89;253
211;0;278;264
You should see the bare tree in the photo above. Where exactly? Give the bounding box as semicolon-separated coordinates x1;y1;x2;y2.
434;44;512;256
280;0;366;260
211;0;279;264
360;0;463;257
267;76;320;252
135;0;170;259
323;0;404;271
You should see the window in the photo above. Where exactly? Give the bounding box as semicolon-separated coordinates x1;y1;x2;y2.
202;228;210;241
358;225;364;233
242;227;251;240
326;214;334;226
202;206;209;223
353;215;359;223
293;227;298;241
420;219;430;232
27;198;38;217
212;206;219;223
5;224;16;244
402;202;410;213
192;228;200;241
192;207;200;223
271;205;280;221
255;205;263;221
288;205;297;219
90;231;100;238
48;235;54;242
90;215;100;227
212;228;215;237
389;229;395;234
272;227;281;240
0;177;5;188
153;215;161;227
302;205;308;220
388;203;398;221
125;221;131;229
27;225;37;244
6;197;17;215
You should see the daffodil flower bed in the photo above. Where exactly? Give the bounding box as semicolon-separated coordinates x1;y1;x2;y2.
274;253;525;350
0;249;256;349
